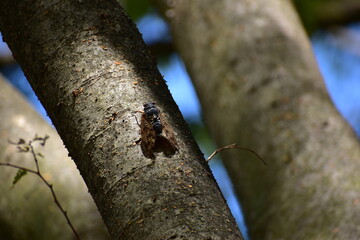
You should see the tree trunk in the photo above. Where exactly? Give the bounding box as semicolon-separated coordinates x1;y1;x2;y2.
154;0;360;239
0;0;243;239
0;75;109;240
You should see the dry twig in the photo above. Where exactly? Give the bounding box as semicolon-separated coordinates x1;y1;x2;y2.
207;143;267;165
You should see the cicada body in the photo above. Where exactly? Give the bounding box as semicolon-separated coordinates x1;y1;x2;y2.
139;103;178;158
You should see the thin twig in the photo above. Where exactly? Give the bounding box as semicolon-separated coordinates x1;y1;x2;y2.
1;137;81;240
0;162;38;174
37;174;80;240
206;143;267;165
29;141;41;173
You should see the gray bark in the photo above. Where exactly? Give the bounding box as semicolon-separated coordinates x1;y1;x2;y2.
0;0;243;239
154;0;360;239
0;75;109;240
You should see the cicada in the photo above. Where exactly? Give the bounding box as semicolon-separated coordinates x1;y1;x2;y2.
138;102;178;158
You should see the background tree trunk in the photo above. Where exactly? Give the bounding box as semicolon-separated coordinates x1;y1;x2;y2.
0;0;243;239
154;0;360;239
0;75;109;240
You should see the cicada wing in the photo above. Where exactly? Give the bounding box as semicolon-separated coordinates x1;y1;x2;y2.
154;135;177;157
160;113;178;149
140;113;156;158
152;113;178;157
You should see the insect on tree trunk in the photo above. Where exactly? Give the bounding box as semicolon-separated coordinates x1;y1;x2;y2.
0;0;244;239
139;102;178;159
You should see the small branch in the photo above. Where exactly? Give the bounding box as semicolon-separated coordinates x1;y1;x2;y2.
207;143;267;165
1;136;81;240
0;162;38;174
37;174;80;239
29;141;41;173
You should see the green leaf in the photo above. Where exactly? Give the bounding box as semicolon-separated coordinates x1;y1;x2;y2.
123;0;150;20
17;145;29;152
12;169;27;186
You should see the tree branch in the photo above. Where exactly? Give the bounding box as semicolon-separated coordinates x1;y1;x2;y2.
0;0;243;239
